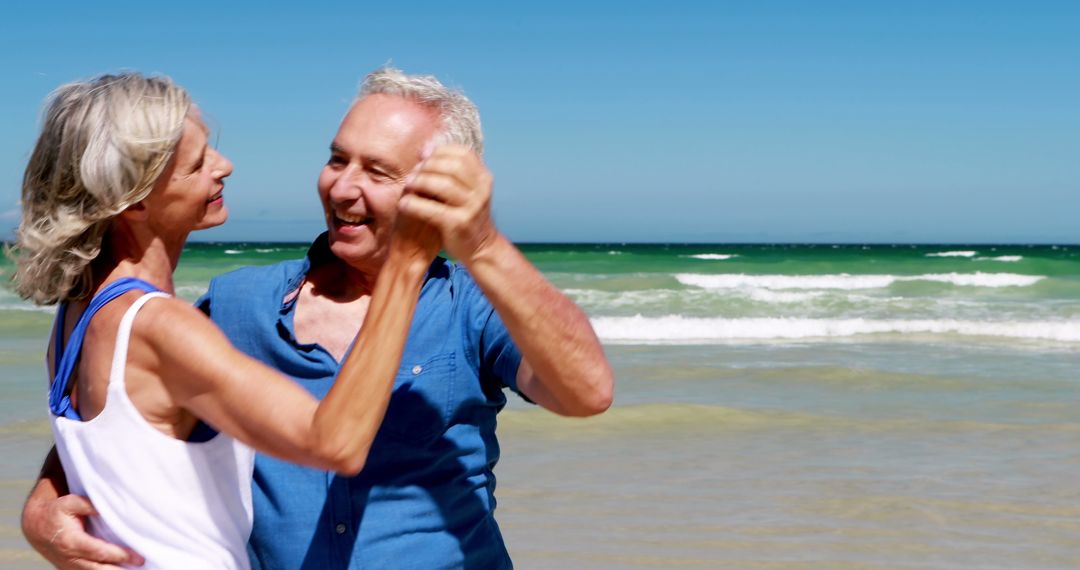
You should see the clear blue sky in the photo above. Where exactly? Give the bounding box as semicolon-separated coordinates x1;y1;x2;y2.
1;1;1077;243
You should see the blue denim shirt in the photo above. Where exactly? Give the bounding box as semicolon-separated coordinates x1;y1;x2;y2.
196;235;522;569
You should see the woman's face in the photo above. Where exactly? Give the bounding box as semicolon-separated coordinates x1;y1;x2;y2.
145;113;234;234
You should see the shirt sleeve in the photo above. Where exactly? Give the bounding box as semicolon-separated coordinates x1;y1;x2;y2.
479;307;525;396
456;263;527;400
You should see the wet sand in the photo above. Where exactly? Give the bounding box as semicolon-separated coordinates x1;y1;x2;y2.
4;341;1080;568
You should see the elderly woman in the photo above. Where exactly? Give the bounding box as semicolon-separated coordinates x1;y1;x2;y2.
11;72;438;568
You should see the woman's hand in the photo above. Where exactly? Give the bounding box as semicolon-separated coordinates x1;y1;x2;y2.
397;145;498;267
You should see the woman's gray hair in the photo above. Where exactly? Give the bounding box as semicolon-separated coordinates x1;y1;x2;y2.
357;66;483;155
11;72;191;305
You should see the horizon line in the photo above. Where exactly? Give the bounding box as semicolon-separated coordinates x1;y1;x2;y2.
179;240;1080;247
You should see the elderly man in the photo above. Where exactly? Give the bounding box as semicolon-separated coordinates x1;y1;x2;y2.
22;67;613;569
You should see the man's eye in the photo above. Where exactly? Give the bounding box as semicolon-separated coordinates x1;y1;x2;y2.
327;155;346;166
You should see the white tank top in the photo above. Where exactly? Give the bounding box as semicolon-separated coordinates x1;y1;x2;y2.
51;292;256;569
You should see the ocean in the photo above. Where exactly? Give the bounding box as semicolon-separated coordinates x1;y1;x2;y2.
2;243;1080;568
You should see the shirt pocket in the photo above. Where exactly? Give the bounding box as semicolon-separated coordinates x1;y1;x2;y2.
377;353;456;446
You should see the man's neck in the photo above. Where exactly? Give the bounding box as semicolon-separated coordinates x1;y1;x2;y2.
304;257;381;302
293;259;382;362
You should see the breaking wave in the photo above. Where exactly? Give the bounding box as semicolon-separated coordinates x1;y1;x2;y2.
976;256;1024;263
926;251;977;258
685;254;738;260
592;315;1080;343
675;272;1044;290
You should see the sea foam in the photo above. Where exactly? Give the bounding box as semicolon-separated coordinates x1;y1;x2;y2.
926;251;977;258
0;303;56;314
675;272;1044;290
685;254;737;260
746;289;825;303
592;316;1080;343
564;286;825;308
976;256;1023;263
175;285;210;300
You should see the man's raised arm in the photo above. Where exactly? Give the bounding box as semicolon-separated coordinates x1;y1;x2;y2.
398;145;614;416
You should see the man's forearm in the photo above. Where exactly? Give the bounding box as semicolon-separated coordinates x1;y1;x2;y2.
21;446;143;567
26;445;66;503
22;447;67;547
465;233;614;416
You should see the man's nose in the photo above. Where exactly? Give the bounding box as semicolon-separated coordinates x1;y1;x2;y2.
329;165;364;202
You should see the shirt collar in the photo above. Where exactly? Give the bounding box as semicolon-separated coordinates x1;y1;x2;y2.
280;232;332;312
279;232;454;314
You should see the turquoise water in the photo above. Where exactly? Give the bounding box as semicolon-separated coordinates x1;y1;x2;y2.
3;243;1080;568
529;244;1080;341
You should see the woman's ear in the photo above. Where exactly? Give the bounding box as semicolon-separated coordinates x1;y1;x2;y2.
118;200;150;222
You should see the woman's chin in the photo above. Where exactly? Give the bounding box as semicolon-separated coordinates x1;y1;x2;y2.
194;208;229;231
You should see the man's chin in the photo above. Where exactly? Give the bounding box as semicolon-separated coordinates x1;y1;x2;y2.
328;235;384;268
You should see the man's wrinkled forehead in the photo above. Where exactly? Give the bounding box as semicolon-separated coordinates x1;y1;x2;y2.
342;94;441;135
334;95;440;154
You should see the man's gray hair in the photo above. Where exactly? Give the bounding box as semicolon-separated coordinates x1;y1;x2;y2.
357;66;483;155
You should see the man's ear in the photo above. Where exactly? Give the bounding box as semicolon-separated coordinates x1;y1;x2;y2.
118;200;150;222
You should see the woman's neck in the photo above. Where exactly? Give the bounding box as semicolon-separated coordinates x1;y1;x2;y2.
93;227;185;295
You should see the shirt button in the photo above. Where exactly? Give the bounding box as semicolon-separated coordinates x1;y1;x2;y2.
411;365;423;375
335;523;347;534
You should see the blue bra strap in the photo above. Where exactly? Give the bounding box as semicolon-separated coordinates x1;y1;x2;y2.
53;303;67;376
50;277;163;420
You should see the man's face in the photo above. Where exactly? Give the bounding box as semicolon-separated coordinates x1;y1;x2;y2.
318;93;439;271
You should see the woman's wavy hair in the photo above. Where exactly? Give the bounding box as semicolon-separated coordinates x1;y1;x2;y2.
11;72;190;305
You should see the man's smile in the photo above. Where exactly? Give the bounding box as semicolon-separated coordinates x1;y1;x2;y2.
333;211;373;227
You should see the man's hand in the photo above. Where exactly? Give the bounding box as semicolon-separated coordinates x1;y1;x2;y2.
23;493;144;569
397;145;499;265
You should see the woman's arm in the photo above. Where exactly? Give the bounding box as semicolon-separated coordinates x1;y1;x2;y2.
20;227;439;563
143;233;437;475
